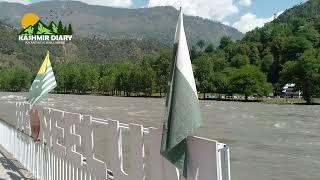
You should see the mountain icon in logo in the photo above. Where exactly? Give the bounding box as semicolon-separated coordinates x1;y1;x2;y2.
19;20;73;35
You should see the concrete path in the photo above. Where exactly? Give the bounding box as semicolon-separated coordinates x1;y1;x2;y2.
0;145;35;180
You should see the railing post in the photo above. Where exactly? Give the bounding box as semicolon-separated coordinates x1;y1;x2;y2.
106;119;128;179
186;136;231;180
147;128;180;180
128;123;145;180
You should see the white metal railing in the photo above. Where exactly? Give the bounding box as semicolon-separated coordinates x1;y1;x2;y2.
0;102;231;180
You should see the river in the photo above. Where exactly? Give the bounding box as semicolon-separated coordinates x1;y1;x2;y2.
0;92;320;180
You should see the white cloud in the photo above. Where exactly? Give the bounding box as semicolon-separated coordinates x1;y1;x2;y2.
239;0;252;6
0;0;30;4
222;21;230;26
76;0;132;8
148;0;239;21
232;11;283;33
0;0;133;8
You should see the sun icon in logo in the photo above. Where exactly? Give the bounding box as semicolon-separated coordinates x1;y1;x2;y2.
21;13;40;29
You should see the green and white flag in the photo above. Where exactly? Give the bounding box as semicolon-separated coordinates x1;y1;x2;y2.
161;8;202;177
27;51;57;106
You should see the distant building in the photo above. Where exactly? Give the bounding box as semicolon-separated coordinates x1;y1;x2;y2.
282;83;302;98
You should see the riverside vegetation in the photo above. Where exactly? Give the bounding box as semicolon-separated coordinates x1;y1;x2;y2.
1;0;320;104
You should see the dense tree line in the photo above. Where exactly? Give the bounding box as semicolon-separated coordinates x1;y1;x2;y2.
235;0;320;104
0;46;273;100
0;66;31;92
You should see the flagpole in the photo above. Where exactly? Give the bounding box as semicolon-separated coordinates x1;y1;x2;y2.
46;51;50;109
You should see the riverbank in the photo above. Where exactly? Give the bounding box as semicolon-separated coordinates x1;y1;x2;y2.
8;90;315;105
57;92;320;105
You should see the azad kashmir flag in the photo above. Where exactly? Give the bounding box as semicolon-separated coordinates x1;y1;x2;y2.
27;51;57;106
161;8;202;178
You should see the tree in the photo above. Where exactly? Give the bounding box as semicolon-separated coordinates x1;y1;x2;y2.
99;75;115;94
140;58;156;95
0;66;31;92
209;72;230;99
261;52;275;81
219;36;233;49
87;65;100;93
223;42;250;61
67;24;73;35
138;66;155;96
57;21;64;34
248;45;261;66
211;49;228;71
153;49;171;96
190;46;198;60
196;40;205;50
280;49;320;104
296;24;320;46
230;54;250;68
63;27;68;34
283;36;312;62
115;62;136;96
54;64;67;93
99;64;117;95
204;43;215;53
193;55;214;99
229;66;273;101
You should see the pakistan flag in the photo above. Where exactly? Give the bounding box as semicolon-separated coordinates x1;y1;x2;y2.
27;51;57;106
160;8;202;178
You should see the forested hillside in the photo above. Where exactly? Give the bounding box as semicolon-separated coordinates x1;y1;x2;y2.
191;0;320;103
240;0;320;103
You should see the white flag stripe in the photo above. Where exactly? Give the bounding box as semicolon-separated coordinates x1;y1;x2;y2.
40;83;57;97
42;71;55;82
174;10;182;43
28;97;35;104
43;66;53;76
42;76;56;89
45;66;53;73
30;96;42;106
175;9;198;96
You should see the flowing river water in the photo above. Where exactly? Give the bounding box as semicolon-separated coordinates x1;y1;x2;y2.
0;92;320;180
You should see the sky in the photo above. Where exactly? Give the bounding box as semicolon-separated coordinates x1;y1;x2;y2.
0;0;306;33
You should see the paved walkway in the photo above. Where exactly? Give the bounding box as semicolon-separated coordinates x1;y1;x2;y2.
0;145;35;180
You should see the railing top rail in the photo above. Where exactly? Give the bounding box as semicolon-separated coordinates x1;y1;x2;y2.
30;105;153;133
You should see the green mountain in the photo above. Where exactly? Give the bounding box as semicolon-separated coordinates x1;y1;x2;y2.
19;20;52;35
0;1;243;45
19;20;71;35
48;22;58;34
20;25;34;35
34;21;52;35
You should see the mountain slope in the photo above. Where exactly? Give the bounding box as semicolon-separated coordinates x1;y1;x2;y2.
275;0;320;23
0;21;168;70
0;1;243;45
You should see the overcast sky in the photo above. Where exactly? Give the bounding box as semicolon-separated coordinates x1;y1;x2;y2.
0;0;306;33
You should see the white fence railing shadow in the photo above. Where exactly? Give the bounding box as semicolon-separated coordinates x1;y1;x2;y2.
0;102;231;180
